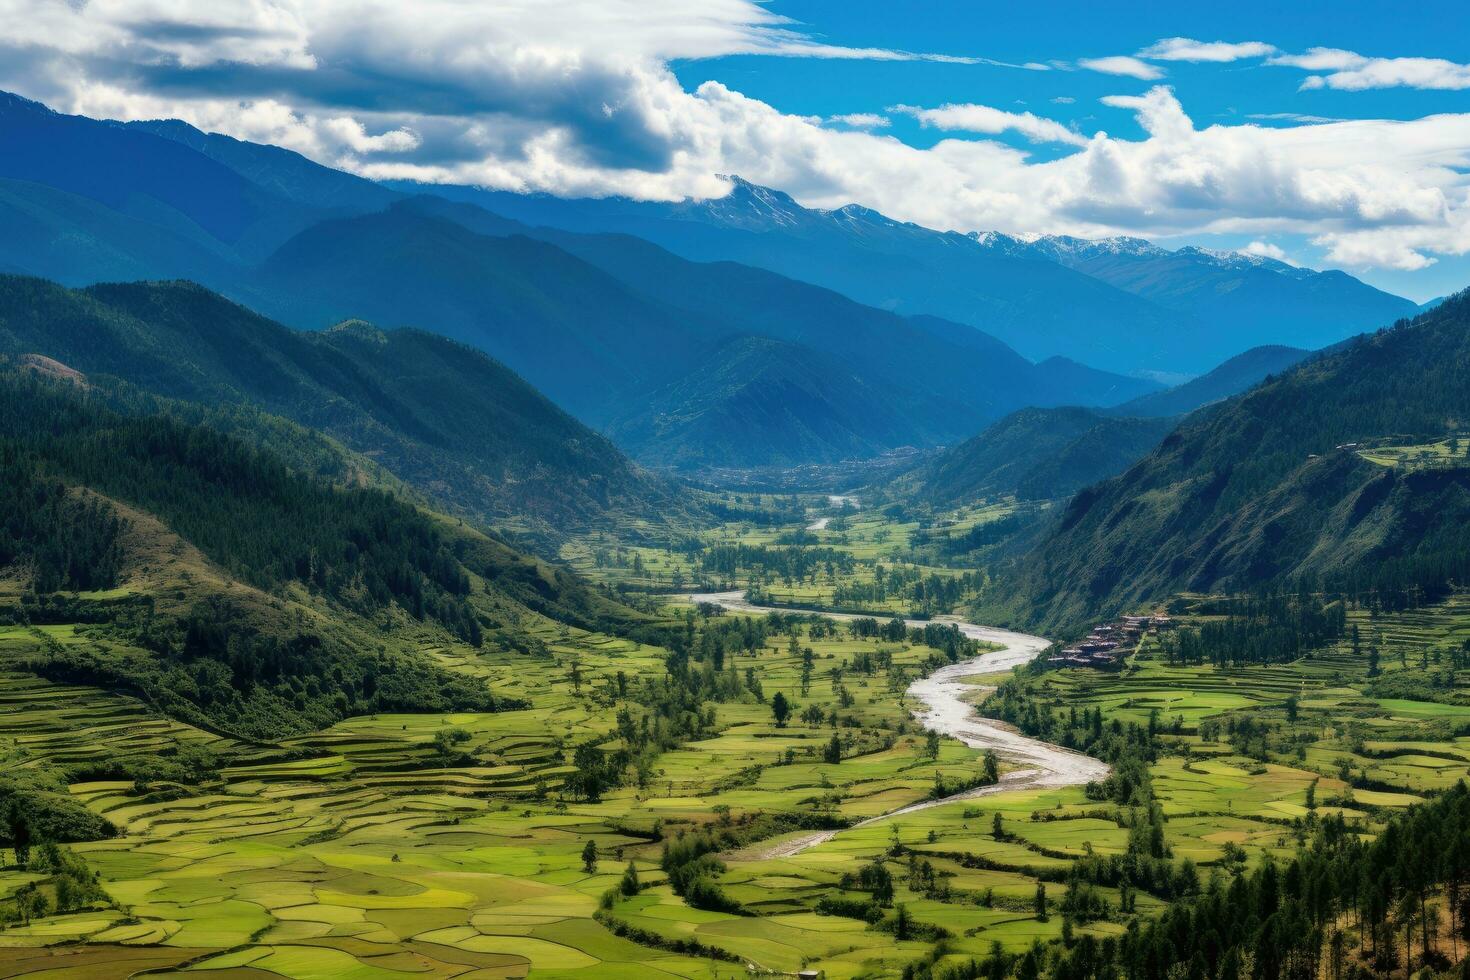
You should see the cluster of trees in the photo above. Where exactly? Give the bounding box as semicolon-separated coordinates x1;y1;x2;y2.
699;542;856;585
661;829;742;913
934;783;1470;980
2;843;110;924
1163;594;1347;667
832;566;984;616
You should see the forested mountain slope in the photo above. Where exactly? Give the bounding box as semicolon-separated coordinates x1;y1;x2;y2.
989;293;1470;630
0;368;640;737
0;276;689;537
917;408;1177;506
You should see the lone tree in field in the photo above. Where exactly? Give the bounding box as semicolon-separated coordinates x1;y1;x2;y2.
1035;881;1048;921
581;840;598;875
983;750;1000;784
924;729;941;760
824;733;843;764
771;691;792;728
620;861;640;896
6;805;32;868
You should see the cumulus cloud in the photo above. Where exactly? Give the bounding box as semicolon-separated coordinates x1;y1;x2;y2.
892;102;1086;146
1;2;1468;271
826;113;890;129
1137;38;1276;62
1078;56;1165;80
1270;48;1470;91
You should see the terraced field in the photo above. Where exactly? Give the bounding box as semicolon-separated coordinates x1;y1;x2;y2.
2;604;1117;977
12;487;1470;980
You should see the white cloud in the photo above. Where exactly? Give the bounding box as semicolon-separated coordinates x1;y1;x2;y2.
826;113;889;129
1137;38;1276;62
892;102;1086;146
1242;240;1295;264
1051;96;1075;105
1247;112;1343;125
2;2;1469;272
1078;56;1165;80
1270;48;1470;91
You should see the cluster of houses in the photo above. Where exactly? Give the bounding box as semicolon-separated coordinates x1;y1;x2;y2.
1047;613;1175;669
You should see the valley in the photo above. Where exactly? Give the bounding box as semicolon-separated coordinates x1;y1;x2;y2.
0;46;1468;980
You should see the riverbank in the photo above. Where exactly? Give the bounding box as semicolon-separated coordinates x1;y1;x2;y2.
681;591;1110;856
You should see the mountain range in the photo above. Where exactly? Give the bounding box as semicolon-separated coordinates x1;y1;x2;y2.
416;177;1417;377
0;91;1166;471
0;89;1421;479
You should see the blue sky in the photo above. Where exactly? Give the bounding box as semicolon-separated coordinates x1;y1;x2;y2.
671;0;1470;299
2;0;1467;300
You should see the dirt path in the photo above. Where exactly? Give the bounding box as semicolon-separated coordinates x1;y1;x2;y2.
684;592;1110;859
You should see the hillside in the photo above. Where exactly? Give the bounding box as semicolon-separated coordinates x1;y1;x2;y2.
0;368;641;737
606;335;909;469
0;92;320;281
252;203;1157;466
1110;344;1311;418
916;407;1177;506
990;293;1470;630
0;276;689;538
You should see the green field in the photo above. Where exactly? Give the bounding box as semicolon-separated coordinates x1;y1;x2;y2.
9;492;1470;978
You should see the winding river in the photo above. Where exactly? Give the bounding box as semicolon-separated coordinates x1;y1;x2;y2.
684;591;1110;857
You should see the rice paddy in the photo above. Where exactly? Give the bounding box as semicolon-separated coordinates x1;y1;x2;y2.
9;498;1470;977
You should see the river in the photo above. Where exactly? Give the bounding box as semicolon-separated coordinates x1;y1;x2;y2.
683;591;1109;857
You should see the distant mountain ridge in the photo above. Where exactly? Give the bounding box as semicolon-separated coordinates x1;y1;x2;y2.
1110;344;1312;418
408;175;1415;376
0;91;1165;471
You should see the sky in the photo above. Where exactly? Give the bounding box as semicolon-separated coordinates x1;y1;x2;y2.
2;0;1468;299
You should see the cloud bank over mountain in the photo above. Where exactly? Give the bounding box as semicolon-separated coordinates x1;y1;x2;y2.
2;3;1467;273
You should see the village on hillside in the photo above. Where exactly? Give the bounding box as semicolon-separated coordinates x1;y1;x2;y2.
1046;612;1175;669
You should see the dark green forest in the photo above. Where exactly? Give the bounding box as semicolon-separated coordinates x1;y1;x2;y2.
990;292;1470;631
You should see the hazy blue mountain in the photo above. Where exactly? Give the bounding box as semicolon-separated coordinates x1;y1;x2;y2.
401;178;1200;375
126;118;401;213
250;202;1159;468
606;335;912;469
0;92;321;271
1110;344;1311;418
408;179;1417;376
0;90;1164;469
1017;235;1418;356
